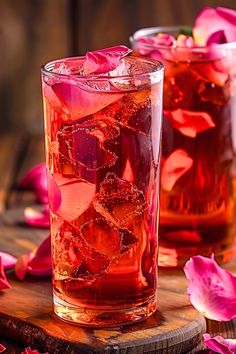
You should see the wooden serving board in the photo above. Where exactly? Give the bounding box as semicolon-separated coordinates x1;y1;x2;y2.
0;134;207;353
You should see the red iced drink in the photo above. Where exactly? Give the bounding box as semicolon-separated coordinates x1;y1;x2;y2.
132;27;236;267
41;49;164;326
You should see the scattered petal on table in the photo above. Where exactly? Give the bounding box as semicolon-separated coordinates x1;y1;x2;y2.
0;344;6;353
184;255;236;321
15;253;32;280
203;333;236;354
164;109;215;138
161;149;193;191
21;348;49;354
0;251;17;269
193;7;236;45
28;236;51;276
83;45;132;74
24;206;50;228
0;257;11;290
19;163;48;205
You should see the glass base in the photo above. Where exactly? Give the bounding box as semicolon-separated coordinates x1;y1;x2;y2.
158;244;236;268
53;293;157;328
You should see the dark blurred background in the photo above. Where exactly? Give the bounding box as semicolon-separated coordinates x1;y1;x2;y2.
0;0;235;133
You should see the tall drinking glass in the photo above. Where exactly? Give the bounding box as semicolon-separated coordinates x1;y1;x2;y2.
131;28;236;268
41;54;164;327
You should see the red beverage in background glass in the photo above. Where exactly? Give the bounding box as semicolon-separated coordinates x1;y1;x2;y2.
41;53;164;327
131;27;236;267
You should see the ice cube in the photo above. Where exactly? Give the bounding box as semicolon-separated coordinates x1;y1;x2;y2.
58;222;110;278
80;218;137;257
93;173;148;228
57;123;118;173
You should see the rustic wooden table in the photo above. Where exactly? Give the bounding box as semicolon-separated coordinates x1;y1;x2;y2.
0;133;235;354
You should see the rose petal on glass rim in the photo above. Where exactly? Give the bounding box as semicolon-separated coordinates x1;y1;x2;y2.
15;253;32;280
0;257;11;290
184;255;236;321
0;344;6;353
55;179;96;222
161;149;193;192
164;109;216;138
24;206;50;228
193;7;236;45
203;333;236;354
28;236;51;276
0;251;17;269
19;163;48;205
83;45;132;75
52;82;122;121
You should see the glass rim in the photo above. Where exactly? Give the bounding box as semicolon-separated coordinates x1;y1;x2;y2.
41;54;164;81
130;26;236;51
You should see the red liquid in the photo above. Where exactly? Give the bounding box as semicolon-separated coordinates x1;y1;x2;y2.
42;56;163;326
133;39;236;267
152;54;236;266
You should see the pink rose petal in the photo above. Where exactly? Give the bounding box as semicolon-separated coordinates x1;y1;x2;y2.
24;206;50;228
19;163;48;205
203;333;236;354
15;253;32;280
193;7;236;46
0;344;6;353
52;82;122;121
176;34;195;48
47;172;61;213
184;255;236;321
83;45;132;74
164;109;216;138
28;236;51;276
21;348;49;354
161;149;193;192
0;257;11;290
51;176;96;222
0;252;17;269
136;34;176;57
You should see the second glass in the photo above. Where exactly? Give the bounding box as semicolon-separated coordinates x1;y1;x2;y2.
41;54;163;326
131;27;236;267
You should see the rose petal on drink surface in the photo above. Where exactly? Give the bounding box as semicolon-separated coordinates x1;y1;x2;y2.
203;333;236;354
0;257;11;290
136;34;176;55
19;163;48;205
176;34;195;47
15;253;32;280
52;81;122;121
193;7;236;45
83;45;132;74
24;206;50;228
93;173;147;228
28;236;51;276
0;252;17;269
0;344;6;353
184;255;236;321
56;180;96;222
164;109;215;138
161;149;193;191
57;125;118;171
